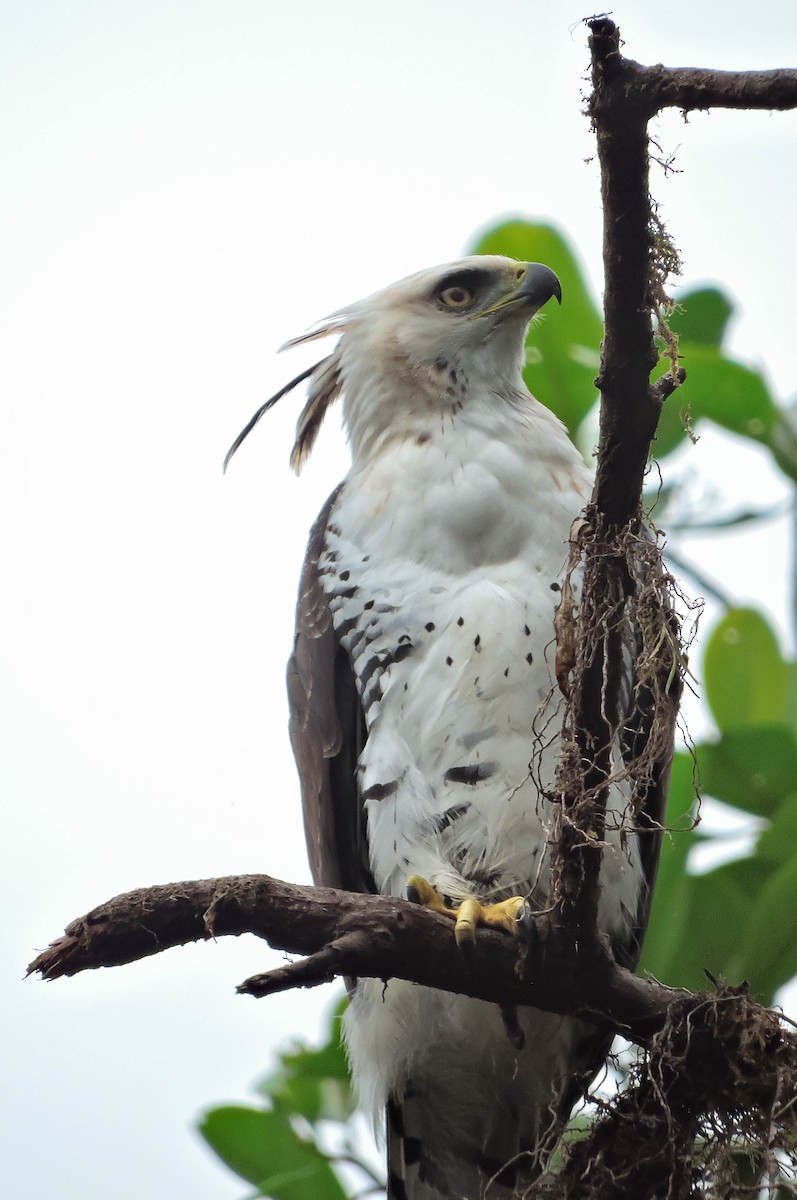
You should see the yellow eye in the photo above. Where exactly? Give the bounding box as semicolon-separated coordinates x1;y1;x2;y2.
439;285;473;308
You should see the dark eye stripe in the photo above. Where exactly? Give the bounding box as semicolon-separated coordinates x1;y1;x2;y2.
433;267;491;301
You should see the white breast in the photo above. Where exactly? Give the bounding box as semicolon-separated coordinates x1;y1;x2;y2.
319;402;642;943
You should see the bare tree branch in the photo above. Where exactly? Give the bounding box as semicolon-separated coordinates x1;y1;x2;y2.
547;16;688;945
537;17;797;1197
28;872;675;1041
27;869;797;1200
547;15;797;964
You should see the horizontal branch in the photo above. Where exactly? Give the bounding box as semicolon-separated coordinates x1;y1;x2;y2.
588;17;797;120
29;872;679;1043
29;870;797;1200
627;60;797;117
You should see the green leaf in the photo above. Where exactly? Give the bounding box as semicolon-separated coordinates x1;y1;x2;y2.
732;852;797;1000
258;997;353;1124
282;1025;349;1083
668;287;734;348
756;792;797;865
677;345;779;441
698;726;797;817
790;663;797;727
650;374;696;459
640;754;699;981
693;858;769;982
471;220;602;437
198;1106;347;1200
770;401;797;485
653;343;780;460
267;1072;324;1125
653;349;780;469
703;608;790;730
652;856;765;993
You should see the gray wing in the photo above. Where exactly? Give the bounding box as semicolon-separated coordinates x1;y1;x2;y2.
286;486;374;894
614;666;675;970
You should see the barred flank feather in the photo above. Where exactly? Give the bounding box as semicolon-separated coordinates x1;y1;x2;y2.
385;1074;542;1200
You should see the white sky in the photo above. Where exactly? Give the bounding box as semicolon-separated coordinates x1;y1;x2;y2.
2;4;796;1197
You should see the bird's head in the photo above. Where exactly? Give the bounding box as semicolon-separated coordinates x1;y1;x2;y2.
223;255;561;474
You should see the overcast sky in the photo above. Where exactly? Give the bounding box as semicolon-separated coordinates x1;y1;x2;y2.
3;4;796;1198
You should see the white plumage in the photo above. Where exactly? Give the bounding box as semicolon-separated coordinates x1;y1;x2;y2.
229;256;662;1198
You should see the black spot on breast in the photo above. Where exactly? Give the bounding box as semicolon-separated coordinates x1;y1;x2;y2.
339;570;350;581
526;652;534;664
446;656;453;666
449;367;458;384
550;581;560;591
524;624;531;636
458;726;497;750
504;667;510;677
425;622;435;632
474;634;481;650
444;761;497;785
429;802;470;834
361;779;398;802
434;358;448;372
364;599;375;610
457;616;464;627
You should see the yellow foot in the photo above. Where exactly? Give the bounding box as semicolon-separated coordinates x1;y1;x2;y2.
406;875;527;952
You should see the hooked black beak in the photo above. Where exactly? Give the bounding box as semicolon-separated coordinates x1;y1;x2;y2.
517;262;562;311
473;262;562;321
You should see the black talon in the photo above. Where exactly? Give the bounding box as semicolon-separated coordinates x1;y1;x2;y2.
515;900;536;944
499;1004;525;1050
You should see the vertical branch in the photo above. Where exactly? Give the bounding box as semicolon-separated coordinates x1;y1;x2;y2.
547;18;684;947
589;18;661;525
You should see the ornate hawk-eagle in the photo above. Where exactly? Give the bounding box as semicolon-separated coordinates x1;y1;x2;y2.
226;256;665;1199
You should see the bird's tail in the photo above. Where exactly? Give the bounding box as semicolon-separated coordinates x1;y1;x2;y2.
385;1072;548;1200
345;981;594;1200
